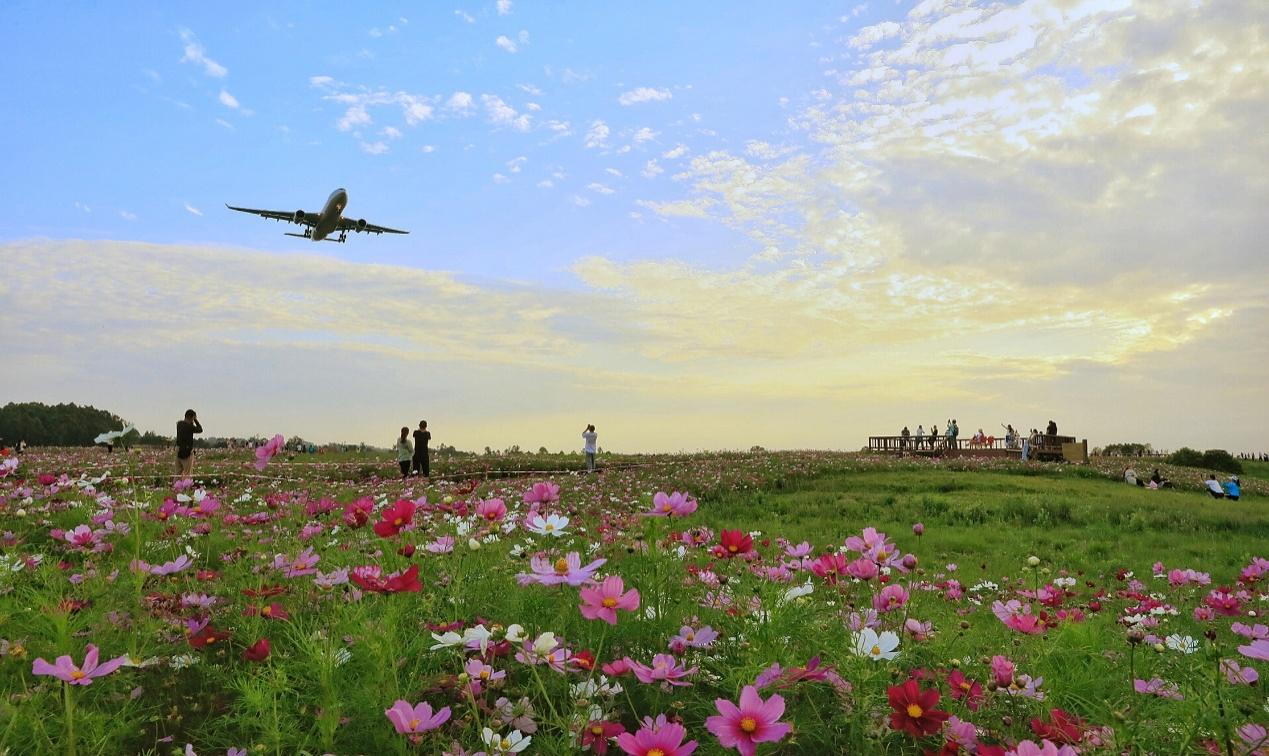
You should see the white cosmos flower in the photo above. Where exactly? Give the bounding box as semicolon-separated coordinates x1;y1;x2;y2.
854;628;900;661
782;580;814;603
463;624;493;654
430;631;464;650
504;623;526;643
524;513;570;537
1165;634;1198;654
531;632;557;656
483;727;531;754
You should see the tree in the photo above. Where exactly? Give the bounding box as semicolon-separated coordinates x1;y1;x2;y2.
0;402;133;446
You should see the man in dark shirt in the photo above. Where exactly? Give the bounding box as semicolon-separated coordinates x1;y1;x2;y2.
411;420;431;477
175;409;203;477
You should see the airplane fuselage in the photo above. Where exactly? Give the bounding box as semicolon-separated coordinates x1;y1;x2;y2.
311;187;348;241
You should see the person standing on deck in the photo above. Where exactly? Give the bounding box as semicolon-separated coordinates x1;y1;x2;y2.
582;424;598;472
411;421;431;477
915;425;925;450
900;426;911;451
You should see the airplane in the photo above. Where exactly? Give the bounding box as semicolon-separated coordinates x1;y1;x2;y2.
226;187;408;242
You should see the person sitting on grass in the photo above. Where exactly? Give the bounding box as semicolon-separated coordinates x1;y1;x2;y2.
1204;474;1225;499
1124;468;1144;486
1150;469;1172;488
1223;476;1241;501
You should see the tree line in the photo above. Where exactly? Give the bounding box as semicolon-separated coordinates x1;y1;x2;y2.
0;402;145;447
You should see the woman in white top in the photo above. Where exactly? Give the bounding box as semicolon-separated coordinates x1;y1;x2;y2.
394;427;413;480
582;424;598;472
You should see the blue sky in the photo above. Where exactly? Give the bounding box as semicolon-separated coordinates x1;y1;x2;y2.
3;0;1266;452
5;2;861;280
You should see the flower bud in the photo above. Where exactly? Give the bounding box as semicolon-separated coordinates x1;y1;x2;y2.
1026;555;1041;567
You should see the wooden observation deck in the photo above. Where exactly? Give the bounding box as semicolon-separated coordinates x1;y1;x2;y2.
867;434;1087;463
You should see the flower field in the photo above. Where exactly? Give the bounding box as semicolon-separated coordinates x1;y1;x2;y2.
1;447;1266;755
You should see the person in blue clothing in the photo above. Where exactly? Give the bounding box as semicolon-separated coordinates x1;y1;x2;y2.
1223;476;1241;501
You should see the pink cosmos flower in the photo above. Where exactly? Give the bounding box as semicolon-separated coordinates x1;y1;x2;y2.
384;699;452;734
1007;741;1079;756
646;491;698;517
475;498;508;522
523;481;561;504
1231;622;1268;640
810;553;849;584
274;547;320;578
1238;638;1269;661
615;720;698;756
1220;658;1259;685
704;685;791;756
873;584;909;613
426;536;456;554
627;654;698;687
32;644;128;685
253;434;286;471
63;525;100;550
784;541;812;558
669;625;719;651
991;655;1015;687
465;658;506;692
517;552;607;587
1204;588;1242;616
1133;678;1183;700
845;558;879;581
579;576;640;625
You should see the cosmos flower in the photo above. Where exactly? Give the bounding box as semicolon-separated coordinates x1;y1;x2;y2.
704;685;791;756
524;513;570;537
385;699;451;734
645;491;698;517
615;720;698;756
523;481;561;504
579;576;640;625
253;434;286;471
853;628;899;661
517;552;606;587
887;678;950;737
31;644;128;685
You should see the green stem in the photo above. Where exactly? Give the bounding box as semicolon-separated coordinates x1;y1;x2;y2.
62;682;77;756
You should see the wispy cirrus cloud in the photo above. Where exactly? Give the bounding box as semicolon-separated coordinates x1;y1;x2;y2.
177;28;227;78
618;87;672;106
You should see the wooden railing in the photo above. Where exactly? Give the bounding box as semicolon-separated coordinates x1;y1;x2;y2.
867;434;1077;455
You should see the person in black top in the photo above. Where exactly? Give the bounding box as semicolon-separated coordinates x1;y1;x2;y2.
175;409;203;477
1046;420;1058;437
411;420;431;477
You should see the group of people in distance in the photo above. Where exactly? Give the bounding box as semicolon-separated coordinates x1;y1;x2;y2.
898;419;1061;460
394;421;432;479
1204;474;1241;500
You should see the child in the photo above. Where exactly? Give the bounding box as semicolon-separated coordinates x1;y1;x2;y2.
395;427;413;480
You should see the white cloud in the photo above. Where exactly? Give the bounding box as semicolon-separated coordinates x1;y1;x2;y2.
571;195;591;207
518;83;542;96
618;87;672;106
537;179;554;188
178;29;227;78
544;120;572;136
632;127;659;144
218;89;240;109
420;145;437;153
482;94;531;131
119;210;137;221
337;105;371;131
310;75;336;87
492;173;510;184
183;203;203;217
74;202;90;213
455;9;475;23
642;160;664;178
605;168;624;178
507;156;527;173
383;126;403;139
447;91;475;113
847;21;902;50
497;0;512;15
662;144;689;159
215;118;234;130
495;35;518;53
587;182;614;195
584;120;610;149
360;141;389;155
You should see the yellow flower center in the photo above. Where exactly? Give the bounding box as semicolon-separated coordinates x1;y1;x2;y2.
408;718;420;730
740;716;758;733
590;725;605;736
206;636;216;644
501;738;512;749
262;606;272;616
480;669;490;680
545;524;555;532
393;517;404;526
554;558;570;574
906;703;924;719
602;597;618;608
727;545;738;552
871;645;882;656
877;551;888;561
959;681;972;692
71;670;85;680
648;750;665;756
662;504;672;511
686;632;695;641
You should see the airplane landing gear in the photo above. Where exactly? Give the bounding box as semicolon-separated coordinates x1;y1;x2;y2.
336;231;348;243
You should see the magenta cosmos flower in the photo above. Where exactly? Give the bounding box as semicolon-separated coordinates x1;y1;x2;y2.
646;491;698;517
705;685;792;756
253;434;286;471
579;575;640;625
385;699;452;734
615;721;698;756
32;644;128;685
627;654;698;686
475;498;508;522
523;481;561;504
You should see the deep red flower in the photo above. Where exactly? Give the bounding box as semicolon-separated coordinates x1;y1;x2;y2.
1030;708;1085;745
581;720;625;754
242;584;287;598
888;678;950;737
571;649;596;671
947;669;983;711
245;602;290;620
373;499;417;538
384;564;422;593
243;638;270;662
718;529;753;557
189;625;229;649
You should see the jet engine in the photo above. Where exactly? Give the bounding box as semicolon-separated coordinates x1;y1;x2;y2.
293;210;306;223
356;218;367;231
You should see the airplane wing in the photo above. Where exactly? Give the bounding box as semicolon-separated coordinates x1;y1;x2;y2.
337;216;410;235
226;204;319;227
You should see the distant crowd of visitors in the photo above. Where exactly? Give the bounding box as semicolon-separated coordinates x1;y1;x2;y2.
1122;466;1243;500
897;419;1062;461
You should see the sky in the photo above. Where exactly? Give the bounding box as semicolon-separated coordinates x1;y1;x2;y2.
2;0;1266;453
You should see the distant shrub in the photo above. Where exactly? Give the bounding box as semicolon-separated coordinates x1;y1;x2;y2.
1103;442;1153;456
1200;449;1243;474
1166;447;1205;468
